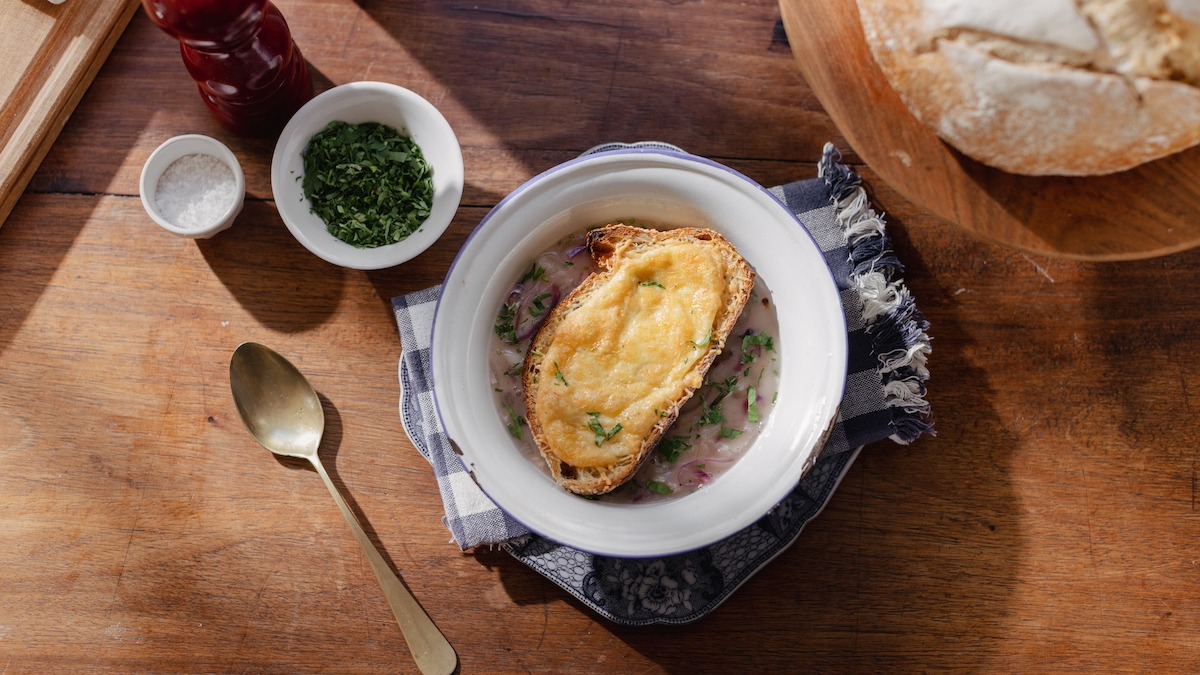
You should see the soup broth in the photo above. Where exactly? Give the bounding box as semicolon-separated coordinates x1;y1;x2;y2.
489;226;780;503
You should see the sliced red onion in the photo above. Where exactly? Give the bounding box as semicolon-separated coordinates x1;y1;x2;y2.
514;285;561;341
677;457;734;486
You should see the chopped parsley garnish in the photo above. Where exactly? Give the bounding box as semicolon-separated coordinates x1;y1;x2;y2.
740;331;775;364
585;412;622;446
528;292;552;318
706;375;738;400
646;481;673;495
689;330;712;349
301;121;433;248
694;375;737;427
519;263;547;284
506;361;524;377
640;280;665;289
656;436;692;463
747;386;760;423
719;427;743;439
553;361;568;386
698;404;723;427
504;404;525;440
495;301;519;344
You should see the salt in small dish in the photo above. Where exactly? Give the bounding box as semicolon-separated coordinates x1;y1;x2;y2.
139;134;245;239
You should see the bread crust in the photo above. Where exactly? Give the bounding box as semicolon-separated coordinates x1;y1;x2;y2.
857;0;1200;176
521;224;754;496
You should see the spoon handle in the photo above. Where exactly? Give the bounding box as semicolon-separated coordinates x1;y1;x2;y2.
310;457;458;675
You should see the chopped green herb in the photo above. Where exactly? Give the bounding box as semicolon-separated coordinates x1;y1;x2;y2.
646;481;673;495
528;292;552;318
740;331;775;364
553;361;569;386
708;375;738;397
506;361;524;377
772;391;779;404
640;280;665;289
495;301;519;345
585;412;622;446
504;404;525;440
719;427;743;439
519;263;547;284
656;436;692;463
698;404;723;427
689;330;713;349
743;332;775;351
747;386;760;423
301;121;433;248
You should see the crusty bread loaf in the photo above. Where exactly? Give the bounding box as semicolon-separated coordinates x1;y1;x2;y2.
521;224;754;496
857;0;1200;176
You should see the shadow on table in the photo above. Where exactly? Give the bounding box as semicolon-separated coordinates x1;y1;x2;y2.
347;0;846;314
195;200;347;333
260;390;418;592
351;0;828;189
0;194;94;359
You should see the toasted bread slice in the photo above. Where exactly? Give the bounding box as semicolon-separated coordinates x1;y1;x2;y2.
522;224;754;495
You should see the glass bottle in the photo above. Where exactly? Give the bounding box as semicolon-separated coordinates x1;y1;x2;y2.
141;0;314;135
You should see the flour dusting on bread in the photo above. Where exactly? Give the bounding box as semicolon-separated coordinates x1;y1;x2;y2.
858;0;1200;175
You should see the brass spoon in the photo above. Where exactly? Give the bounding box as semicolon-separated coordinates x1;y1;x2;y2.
229;342;457;675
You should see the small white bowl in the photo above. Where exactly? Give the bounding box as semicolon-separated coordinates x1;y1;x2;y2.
432;148;848;557
270;81;464;270
140;134;245;239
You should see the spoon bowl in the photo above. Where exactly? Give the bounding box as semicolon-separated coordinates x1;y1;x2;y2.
229;342;456;675
230;341;325;459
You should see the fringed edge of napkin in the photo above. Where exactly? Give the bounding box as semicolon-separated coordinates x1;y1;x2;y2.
818;143;933;444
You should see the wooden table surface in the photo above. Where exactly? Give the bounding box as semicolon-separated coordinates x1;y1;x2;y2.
3;1;1199;672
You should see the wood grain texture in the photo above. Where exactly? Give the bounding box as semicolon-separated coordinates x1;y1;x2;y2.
2;1;1199;672
779;0;1200;261
0;0;140;228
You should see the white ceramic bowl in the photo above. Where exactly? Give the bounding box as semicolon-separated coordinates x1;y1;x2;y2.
432;148;847;558
271;81;464;270
140;134;245;239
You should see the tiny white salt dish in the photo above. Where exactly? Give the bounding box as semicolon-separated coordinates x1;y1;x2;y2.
140;134;245;239
271;81;464;270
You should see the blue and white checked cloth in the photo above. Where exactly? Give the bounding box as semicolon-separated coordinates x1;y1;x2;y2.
393;144;932;625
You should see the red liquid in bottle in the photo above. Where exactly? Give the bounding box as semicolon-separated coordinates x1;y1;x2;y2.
142;0;314;135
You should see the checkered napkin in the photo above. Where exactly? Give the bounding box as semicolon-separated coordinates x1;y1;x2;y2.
393;143;932;625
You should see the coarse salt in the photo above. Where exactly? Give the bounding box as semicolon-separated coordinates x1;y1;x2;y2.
154;154;236;230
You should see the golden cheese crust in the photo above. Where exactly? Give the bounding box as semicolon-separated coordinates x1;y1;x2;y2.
522;224;754;496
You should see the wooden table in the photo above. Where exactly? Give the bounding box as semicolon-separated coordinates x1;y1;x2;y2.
2;1;1198;672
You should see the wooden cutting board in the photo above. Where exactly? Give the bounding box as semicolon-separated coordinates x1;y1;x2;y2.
779;0;1200;261
0;0;140;229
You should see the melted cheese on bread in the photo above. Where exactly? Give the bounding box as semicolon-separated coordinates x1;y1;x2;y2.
530;238;725;469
